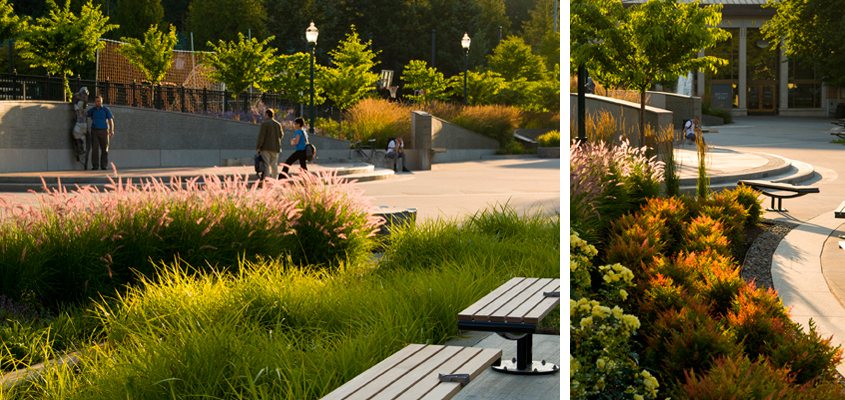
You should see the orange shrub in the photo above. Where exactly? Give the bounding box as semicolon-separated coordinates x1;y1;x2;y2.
681;215;730;255
640;196;689;254
699;191;749;249
604;213;666;269
770;320;844;385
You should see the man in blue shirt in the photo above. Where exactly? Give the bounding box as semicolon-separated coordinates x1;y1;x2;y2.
86;95;115;170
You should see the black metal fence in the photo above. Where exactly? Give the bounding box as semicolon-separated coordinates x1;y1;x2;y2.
0;73;297;120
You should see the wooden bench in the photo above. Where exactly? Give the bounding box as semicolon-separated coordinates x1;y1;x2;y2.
457;277;560;375
320;344;501;400
737;179;820;212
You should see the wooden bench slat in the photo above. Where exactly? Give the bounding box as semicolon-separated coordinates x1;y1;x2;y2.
345;345;446;400
321;344;428;400
522;281;561;324
370;346;467;400
506;280;560;324
487;278;555;322
457;277;524;321
387;347;484;400
470;278;547;322
415;348;502;400
738;180;819;193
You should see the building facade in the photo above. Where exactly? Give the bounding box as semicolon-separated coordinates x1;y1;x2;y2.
626;0;835;117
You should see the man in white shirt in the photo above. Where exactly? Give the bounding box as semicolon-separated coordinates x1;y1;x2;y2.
386;136;410;172
684;118;700;144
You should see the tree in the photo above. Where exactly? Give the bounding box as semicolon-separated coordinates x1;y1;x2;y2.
0;0;26;44
488;35;548;81
202;32;276;97
17;0;117;101
402;60;455;102
762;0;845;87
320;26;380;134
452;70;507;105
522;0;560;71
186;0;264;51
114;0;162;39
117;24;178;84
571;0;729;145
265;52;325;106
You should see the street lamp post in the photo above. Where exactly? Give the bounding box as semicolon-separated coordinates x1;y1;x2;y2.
306;22;319;136
461;33;470;106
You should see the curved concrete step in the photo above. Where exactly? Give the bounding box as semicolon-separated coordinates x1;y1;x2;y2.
680;156;816;195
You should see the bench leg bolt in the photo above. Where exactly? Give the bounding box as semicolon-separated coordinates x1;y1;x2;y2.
541;360;546;365
511;357;516;363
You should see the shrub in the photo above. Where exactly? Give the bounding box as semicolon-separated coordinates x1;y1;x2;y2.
640;197;689;254
522;111;560;129
637;273;689;324
702;103;733;124
270;172;383;269
675;355;843;400
343;98;410;147
699;266;745;318
451;104;522;146
604;214;666;269
730;184;764;228
726;285;792;362
314;117;340;137
496;140;524;155
537;130;560;147
769;320;844;385
680;215;730;255
644;297;739;383
699;191;749;248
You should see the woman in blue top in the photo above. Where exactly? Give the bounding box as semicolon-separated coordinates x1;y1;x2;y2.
281;117;309;178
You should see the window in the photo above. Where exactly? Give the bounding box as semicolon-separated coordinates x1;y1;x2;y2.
704;28;739;108
788;59;821;108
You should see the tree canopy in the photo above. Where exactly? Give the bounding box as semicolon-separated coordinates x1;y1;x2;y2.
114;0;162;39
402;60;455;102
320;27;380;112
571;0;729;144
117;24;178;84
488;35;548;81
0;0;26;44
186;0;264;51
265;52;325;106
202;33;276;97
17;0;117;100
762;0;845;87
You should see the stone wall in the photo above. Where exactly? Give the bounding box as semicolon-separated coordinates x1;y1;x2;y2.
0;101;350;172
410;111;499;170
645;91;701;131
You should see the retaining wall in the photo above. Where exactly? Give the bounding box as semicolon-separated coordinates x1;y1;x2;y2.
644;91;701;131
410;111;499;170
0;101;350;173
569;94;673;145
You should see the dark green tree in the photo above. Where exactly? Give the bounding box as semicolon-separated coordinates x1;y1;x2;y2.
265;52;326;106
117;24;178;84
762;0;845;87
522;0;559;71
0;0;26;44
114;0;162;39
186;0;265;51
17;0;117;100
202;32;276;97
571;0;729;145
161;0;189;31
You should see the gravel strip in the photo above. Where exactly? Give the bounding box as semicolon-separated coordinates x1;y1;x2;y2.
740;219;798;290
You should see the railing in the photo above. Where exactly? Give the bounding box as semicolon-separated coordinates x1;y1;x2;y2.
0;73;296;120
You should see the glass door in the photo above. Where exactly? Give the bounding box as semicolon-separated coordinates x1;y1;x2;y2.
747;85;776;113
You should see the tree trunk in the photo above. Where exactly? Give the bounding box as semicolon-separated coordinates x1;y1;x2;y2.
639;90;646;147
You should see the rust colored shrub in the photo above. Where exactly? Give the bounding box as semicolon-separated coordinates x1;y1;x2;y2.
674;355;843;400
680;215;730;255
699;191;749;249
644;297;739;383
604;213;666;269
699;264;745;318
728;184;764;228
637;272;690;326
769;320;844;385
640;196;689;254
726;284;792;361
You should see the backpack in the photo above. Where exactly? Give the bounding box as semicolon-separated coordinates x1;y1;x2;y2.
254;152;264;174
304;132;316;161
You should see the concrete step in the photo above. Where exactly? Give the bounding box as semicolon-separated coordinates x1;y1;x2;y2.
680;155;816;195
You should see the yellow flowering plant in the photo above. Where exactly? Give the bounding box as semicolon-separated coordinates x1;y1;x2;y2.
570;231;662;399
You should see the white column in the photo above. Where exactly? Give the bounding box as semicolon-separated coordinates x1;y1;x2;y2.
738;27;747;112
779;40;789;111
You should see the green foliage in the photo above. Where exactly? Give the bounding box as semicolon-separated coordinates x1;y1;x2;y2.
604;213;666;269
0;0;26;44
114;0;163;39
116;24;178;84
769;320;844;385
639;196;689;255
488;35;547;81
320;26;380;113
453;70;507;106
186;0;265;51
17;0;118;101
761;0;845;87
203;32;276;97
265;52;326;105
521;0;559;72
726;283;793;362
401;60;455;103
314;117;339;137
571;0;730;144
537;130;560;147
680;215;730;255
702;103;734;123
699;191;750;249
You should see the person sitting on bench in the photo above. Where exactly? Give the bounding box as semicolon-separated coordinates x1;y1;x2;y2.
386;136;410;172
684;117;700;143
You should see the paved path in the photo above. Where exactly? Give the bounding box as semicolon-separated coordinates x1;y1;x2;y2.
699;116;845;376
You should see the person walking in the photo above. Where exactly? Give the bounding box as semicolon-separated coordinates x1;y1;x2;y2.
281;117;309;178
386;135;410;172
256;109;283;181
86;95;115;170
